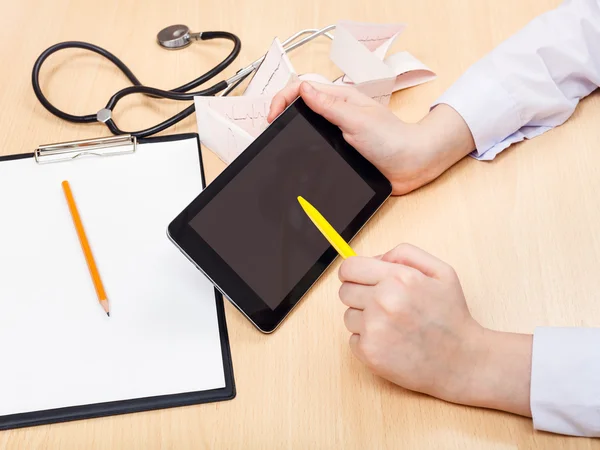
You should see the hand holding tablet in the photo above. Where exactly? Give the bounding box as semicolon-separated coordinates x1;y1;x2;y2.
168;97;391;332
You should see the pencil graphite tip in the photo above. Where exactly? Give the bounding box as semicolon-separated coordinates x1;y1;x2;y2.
100;299;110;316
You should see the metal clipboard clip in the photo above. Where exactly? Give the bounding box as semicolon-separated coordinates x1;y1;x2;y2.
34;135;137;164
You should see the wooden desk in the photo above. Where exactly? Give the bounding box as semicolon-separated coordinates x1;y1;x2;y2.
2;0;599;448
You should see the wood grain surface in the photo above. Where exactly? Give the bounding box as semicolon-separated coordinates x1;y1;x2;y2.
1;0;599;448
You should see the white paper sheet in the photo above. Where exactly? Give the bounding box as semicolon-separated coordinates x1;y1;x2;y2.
194;20;437;164
0;138;225;416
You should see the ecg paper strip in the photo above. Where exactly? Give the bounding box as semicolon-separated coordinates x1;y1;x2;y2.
195;95;273;163
244;38;296;97
202;96;271;138
194;19;436;164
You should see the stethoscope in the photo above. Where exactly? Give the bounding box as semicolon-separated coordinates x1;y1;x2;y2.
31;24;335;139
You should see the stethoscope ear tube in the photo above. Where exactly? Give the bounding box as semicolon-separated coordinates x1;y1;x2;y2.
31;41;143;124
104;81;228;138
31;32;241;137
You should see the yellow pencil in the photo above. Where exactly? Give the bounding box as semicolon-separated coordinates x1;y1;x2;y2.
297;196;356;259
62;180;110;317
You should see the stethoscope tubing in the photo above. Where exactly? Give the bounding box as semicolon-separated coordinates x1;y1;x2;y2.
31;26;335;138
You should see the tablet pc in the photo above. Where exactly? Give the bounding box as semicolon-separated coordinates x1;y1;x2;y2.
168;97;391;333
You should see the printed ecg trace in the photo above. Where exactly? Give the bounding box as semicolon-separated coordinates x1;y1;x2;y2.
260;54;285;95
223;103;269;125
210;99;270;137
356;33;399;52
245;39;294;97
371;93;392;104
225;126;243;160
358;35;396;43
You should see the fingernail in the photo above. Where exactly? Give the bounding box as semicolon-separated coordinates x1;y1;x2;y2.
301;82;315;94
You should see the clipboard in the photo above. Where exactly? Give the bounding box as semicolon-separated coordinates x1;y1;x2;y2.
0;133;235;430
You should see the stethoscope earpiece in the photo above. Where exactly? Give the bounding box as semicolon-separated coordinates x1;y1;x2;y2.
156;24;202;50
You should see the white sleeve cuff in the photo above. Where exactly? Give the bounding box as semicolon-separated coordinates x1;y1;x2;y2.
431;58;523;160
531;326;600;437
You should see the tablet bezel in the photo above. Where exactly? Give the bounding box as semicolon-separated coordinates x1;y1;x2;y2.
168;97;391;333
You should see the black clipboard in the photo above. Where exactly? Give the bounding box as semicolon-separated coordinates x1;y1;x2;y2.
0;133;236;430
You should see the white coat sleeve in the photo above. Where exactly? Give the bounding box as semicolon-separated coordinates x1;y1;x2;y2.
531;327;600;436
431;0;600;160
432;0;600;437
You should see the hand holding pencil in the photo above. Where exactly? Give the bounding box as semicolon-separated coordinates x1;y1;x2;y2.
297;196;520;418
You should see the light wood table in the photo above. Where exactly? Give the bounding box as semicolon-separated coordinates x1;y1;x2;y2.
2;0;599;448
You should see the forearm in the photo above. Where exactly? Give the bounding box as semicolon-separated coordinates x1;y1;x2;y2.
460;327;600;437
416;103;475;177
440;327;533;417
464;329;533;417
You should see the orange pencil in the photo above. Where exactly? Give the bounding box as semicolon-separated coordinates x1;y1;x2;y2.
62;180;110;317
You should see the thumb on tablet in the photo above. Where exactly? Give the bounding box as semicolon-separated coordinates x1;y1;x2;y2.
299;82;357;129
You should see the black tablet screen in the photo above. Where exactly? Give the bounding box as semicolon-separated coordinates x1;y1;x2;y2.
190;113;375;310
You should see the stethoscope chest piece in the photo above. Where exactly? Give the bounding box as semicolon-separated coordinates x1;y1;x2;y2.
156;24;202;50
